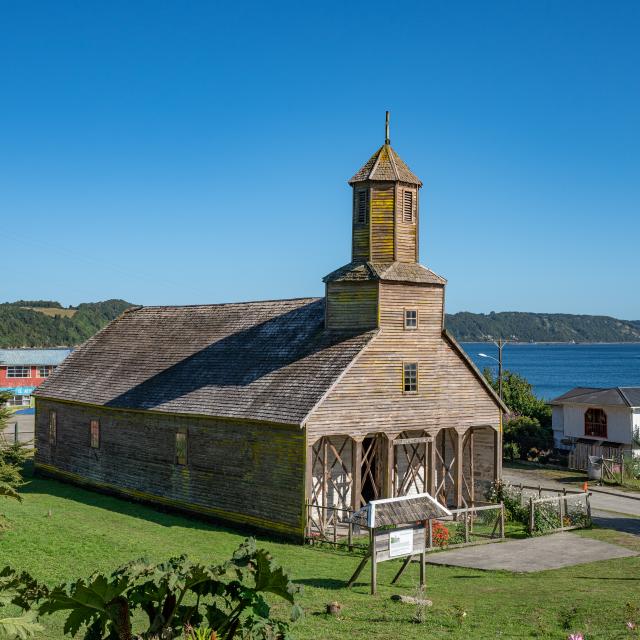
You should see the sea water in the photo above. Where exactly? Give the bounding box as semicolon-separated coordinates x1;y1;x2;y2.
462;342;640;400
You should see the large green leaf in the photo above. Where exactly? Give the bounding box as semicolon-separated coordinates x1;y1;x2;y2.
0;611;43;639
0;484;21;503
252;551;298;604
40;574;131;637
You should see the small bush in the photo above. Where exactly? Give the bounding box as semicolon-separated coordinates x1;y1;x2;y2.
503;442;520;461
504;416;554;460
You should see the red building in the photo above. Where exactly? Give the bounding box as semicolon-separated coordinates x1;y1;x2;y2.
0;349;72;407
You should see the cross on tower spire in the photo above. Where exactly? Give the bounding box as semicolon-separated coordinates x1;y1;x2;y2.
385;110;390;145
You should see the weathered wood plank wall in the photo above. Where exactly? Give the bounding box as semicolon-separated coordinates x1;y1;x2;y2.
325;281;378;330
307;282;501;440
370;185;395;261
34;399;306;538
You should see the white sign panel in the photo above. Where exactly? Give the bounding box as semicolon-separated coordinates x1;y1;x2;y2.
389;528;414;558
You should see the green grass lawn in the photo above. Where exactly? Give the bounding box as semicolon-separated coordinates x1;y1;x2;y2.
1;469;640;639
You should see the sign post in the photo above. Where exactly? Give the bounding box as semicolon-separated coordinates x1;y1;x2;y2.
347;493;451;595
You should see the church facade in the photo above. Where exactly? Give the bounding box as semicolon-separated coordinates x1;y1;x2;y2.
34;121;505;540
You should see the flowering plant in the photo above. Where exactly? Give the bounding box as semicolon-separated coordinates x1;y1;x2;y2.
431;520;450;548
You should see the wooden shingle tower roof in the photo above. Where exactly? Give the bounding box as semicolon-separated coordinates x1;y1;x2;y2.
349;112;422;186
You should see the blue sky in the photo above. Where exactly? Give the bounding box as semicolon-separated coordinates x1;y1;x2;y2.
2;1;639;318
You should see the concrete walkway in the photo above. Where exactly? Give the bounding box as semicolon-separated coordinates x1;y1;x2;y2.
426;532;636;572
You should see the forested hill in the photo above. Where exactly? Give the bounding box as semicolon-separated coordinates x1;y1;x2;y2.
0;300;135;347
2;300;640;346
446;311;640;343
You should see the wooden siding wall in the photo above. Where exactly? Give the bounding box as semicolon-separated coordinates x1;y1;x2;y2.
370;185;395;261
352;186;370;261
395;185;418;263
307;282;501;440
325;281;378;330
34;399;306;537
470;426;496;498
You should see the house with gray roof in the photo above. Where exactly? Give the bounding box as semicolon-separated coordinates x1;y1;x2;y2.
550;387;640;458
34;119;506;540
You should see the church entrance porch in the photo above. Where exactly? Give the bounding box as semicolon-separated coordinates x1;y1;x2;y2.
305;427;500;541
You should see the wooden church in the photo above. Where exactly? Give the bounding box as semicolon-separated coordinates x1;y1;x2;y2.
34;117;506;540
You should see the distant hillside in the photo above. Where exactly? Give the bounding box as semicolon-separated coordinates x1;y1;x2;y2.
446;311;640;343
0;300;135;348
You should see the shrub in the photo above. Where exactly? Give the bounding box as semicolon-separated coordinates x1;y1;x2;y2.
504;416;553;460
503;442;520;461
486;481;529;526
1;538;301;640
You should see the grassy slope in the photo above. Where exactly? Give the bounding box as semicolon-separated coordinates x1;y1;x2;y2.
1;471;639;639
22;307;77;318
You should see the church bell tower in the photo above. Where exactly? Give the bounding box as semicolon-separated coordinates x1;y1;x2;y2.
323;113;446;331
349;111;422;263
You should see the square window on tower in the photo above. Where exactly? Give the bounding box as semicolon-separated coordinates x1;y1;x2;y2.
404;309;418;329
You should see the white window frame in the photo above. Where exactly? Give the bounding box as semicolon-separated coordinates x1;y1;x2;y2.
37;366;53;378
404;308;418;330
402;362;419;394
6;366;30;378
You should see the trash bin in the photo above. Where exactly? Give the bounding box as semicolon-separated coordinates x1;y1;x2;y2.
587;455;603;481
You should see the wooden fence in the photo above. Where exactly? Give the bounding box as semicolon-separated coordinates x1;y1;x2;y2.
528;491;592;534
568;442;624;471
304;501;505;551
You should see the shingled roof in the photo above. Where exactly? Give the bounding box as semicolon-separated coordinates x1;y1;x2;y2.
349;144;422;186
323;261;446;285
35;299;376;425
550;387;640;408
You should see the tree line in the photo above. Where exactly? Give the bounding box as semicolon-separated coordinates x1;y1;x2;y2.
446;310;640;342
0;300;134;348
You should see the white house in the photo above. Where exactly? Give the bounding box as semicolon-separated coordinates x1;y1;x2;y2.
550;387;640;456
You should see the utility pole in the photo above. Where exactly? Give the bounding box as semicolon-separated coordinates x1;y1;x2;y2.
495;338;505;401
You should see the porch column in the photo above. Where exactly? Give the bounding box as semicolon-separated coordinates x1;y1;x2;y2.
493;426;502;482
455;429;464;508
427;431;438;496
383;434;395;498
351;437;363;511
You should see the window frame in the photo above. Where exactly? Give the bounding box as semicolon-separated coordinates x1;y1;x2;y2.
175;430;188;466
584;407;607;439
49;410;57;446
402;189;415;223
37;366;53;378
404;308;419;330
355;188;369;225
402;361;419;394
90;419;100;449
6;366;30;378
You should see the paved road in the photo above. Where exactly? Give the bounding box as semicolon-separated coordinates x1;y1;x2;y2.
503;467;640;535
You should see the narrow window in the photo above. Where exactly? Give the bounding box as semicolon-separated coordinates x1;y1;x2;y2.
38;366;52;378
7;366;30;378
404;309;418;329
90;420;100;448
403;190;414;222
403;362;418;393
584;408;607;438
49;410;57;446
175;431;188;465
356;190;369;224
